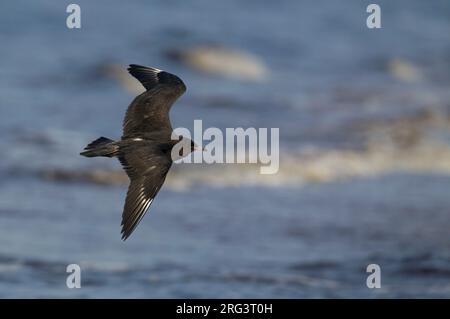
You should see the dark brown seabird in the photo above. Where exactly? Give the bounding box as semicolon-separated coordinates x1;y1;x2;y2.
80;64;198;240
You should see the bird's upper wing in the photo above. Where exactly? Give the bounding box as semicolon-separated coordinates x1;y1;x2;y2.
118;143;172;240
122;65;186;138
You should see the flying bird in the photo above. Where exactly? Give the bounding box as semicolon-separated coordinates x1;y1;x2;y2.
81;64;199;240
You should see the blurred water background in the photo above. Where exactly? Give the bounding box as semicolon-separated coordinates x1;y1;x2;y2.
0;0;450;298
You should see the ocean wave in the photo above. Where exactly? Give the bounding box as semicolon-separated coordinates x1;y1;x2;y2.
34;138;450;190
6;108;450;189
166;45;269;82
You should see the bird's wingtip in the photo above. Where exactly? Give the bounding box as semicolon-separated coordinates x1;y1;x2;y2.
126;64;164;91
128;64;161;73
120;230;129;241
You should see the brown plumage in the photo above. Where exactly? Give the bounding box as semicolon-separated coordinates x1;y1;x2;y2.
81;64;197;240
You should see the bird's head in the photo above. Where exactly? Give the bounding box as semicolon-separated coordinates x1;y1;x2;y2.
184;137;205;153
170;136;205;160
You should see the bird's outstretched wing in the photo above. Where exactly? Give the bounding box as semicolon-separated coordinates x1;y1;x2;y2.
122;64;186;138
118;143;172;240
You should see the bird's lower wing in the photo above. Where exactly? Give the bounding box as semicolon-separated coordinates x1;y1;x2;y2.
120;176;163;240
119;145;172;240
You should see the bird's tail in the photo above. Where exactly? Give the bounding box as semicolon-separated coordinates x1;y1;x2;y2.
80;137;118;157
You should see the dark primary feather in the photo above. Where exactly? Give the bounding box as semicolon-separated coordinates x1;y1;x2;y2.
118;142;172;240
123;64;186;139
127;64;161;91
